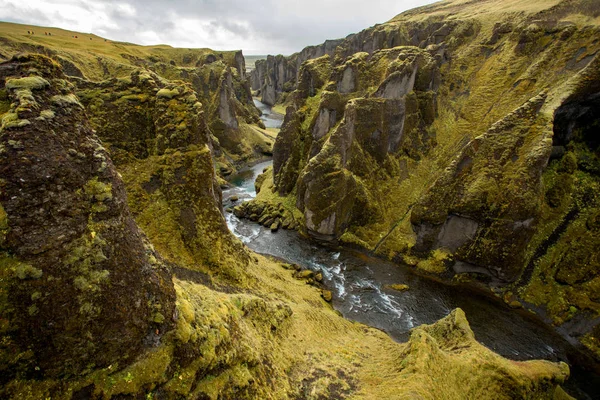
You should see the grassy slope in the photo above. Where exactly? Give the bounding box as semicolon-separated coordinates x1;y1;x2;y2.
6;251;572;399
0;21;236;81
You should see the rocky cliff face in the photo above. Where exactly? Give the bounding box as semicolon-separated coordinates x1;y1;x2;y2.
75;69;251;278
0;54;176;380
251;39;344;105
248;0;600;359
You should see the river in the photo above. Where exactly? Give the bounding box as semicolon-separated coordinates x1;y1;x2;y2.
223;99;599;399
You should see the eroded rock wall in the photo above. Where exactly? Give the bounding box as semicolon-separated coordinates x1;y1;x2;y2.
248;0;600;359
0;55;176;380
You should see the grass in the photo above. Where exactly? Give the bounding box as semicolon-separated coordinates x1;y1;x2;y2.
0;21;239;81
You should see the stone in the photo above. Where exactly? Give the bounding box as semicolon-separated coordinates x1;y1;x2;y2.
508;300;523;309
387;284;409;292
270;220;280;232
321;290;333;302
296;270;314;280
0;55;176;378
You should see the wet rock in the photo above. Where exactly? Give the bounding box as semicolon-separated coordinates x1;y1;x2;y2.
321;290;333;302
295;270;315;280
270;220;280;232
508;300;523;309
233;205;246;218
386;284;410;292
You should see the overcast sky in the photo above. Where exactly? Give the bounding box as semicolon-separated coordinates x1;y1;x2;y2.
0;0;438;55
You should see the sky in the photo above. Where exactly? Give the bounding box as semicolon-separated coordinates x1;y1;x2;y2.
0;0;438;55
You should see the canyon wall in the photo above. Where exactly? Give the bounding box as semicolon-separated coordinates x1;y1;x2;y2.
247;0;600;360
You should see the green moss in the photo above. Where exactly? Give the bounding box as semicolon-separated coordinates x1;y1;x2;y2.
93;345;174;396
416;249;451;274
120;94;150;103
36;109;55;120
386;284;410;291
559;151;578;173
156;88;179;99
51;94;82;108
5;76;49;91
85;177;113;203
13;263;43;280
0;112;31;130
0;204;7;245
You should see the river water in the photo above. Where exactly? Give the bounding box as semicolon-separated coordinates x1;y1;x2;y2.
253;98;284;128
223;100;599;399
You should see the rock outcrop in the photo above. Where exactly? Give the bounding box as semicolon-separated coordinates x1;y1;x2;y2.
76;69;251;277
251;39;343;105
0;22;271;177
0;54;176;380
248;0;600;360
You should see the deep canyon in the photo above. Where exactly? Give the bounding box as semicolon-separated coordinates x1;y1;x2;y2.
0;0;599;399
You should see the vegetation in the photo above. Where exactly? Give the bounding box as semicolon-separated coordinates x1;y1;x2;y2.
0;1;597;398
249;0;600;360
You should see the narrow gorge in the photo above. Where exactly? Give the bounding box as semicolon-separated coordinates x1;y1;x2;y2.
0;0;599;399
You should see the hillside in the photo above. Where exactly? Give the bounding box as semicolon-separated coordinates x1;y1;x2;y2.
246;0;600;364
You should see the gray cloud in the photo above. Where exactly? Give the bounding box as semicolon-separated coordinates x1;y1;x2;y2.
0;0;437;54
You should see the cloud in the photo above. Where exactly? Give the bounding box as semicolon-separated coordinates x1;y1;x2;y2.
0;0;437;54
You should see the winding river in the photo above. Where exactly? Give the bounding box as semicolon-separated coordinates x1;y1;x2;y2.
223;100;600;399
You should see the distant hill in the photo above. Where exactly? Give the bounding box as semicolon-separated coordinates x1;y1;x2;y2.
0;21;241;81
244;55;267;73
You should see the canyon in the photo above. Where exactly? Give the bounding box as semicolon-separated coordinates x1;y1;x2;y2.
0;0;599;398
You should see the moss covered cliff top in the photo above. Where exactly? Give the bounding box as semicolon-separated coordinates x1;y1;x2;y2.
391;0;600;26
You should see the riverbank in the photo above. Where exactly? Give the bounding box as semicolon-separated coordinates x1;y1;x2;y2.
224;160;600;399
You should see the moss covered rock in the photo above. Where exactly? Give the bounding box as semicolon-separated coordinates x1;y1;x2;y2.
248;0;600;360
0;55;175;380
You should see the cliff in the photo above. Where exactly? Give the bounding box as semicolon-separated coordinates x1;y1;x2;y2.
251;39;344;105
0;21;274;178
0;15;588;400
245;0;600;360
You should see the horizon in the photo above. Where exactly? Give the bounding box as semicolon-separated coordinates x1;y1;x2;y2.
0;0;438;55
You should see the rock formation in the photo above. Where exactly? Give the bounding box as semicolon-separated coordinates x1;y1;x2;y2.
248;0;600;360
0;12;591;400
251;39;343;105
0;54;176;380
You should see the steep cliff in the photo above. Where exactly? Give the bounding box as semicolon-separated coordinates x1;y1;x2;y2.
0;15;591;399
0;22;273;177
0;54;176;381
251;39;344;105
247;0;600;359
